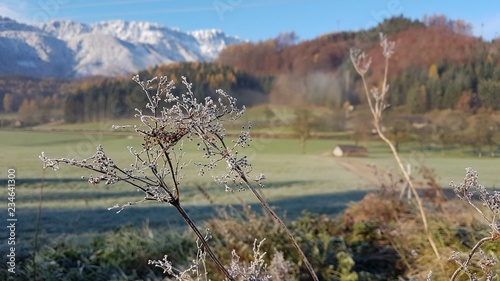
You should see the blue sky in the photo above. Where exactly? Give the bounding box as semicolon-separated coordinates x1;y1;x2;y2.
1;0;499;41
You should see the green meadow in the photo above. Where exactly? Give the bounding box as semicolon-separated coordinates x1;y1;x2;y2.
1;127;499;244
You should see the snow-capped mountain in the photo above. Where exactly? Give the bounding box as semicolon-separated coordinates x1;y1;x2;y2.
0;16;244;78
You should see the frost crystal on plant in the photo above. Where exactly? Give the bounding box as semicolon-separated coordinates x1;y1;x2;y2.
451;168;500;218
228;238;272;280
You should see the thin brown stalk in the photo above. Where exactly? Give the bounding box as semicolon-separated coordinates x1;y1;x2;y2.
171;200;235;281
237;169;319;281
158;142;232;279
373;121;441;262
194;125;319;281
351;34;443;270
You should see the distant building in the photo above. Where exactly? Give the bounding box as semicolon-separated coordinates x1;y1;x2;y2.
14;120;24;127
332;145;368;157
401;116;432;129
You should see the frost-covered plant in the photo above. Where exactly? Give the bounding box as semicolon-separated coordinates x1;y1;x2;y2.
228;239;272;280
149;229;211;281
150;237;290;281
40;75;317;280
449;168;500;280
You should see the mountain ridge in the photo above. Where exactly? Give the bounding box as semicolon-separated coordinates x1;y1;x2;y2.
0;16;244;79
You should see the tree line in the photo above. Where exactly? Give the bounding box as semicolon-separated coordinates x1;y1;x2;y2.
0;75;68;125
63;62;268;123
388;54;500;113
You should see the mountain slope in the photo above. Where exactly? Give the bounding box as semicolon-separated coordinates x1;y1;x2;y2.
0;16;243;78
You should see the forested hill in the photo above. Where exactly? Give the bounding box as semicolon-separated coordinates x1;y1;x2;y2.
216;15;484;77
216;15;500;112
216;27;368;77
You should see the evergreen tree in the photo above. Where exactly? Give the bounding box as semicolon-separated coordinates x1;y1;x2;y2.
478;79;500;110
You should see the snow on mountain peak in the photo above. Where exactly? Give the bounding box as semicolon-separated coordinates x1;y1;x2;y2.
189;29;244;59
0;17;244;78
92;20;180;45
39;20;91;40
0;16;40;32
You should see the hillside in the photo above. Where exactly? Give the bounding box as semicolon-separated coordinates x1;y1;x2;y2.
217;16;499;113
367;26;485;81
217;17;491;79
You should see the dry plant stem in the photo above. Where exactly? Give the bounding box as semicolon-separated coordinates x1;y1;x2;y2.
354;45;442;265
195;126;319;281
450;234;500;281
62;170;231;279
450;179;500;280
461;192;492;224
171;199;234;281
238;170;319;281
33;170;46;281
41;156;234;280
373;121;441;262
160;143;180;200
158;144;233;280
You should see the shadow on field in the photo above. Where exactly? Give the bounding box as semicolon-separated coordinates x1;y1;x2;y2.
11;191;368;240
265;191;368;218
19;190;140;202
18;179;317;204
257;180;309;189
12;178;84;185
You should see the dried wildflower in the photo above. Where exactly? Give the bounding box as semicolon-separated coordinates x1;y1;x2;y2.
148;255;175;275
351;33;443;265
451;167;478;201
269;250;293;280
450;167;500;225
450;168;500;280
350;48;372;75
478;249;497;278
380;33;396;59
229;239;272;280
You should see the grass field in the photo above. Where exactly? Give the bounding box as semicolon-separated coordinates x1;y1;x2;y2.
1;127;499;257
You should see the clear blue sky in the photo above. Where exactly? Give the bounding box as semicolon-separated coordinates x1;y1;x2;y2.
1;0;499;41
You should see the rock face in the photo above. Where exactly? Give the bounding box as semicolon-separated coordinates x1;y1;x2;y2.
0;16;243;78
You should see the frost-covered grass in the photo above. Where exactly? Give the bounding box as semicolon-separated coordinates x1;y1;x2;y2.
1;129;498;243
